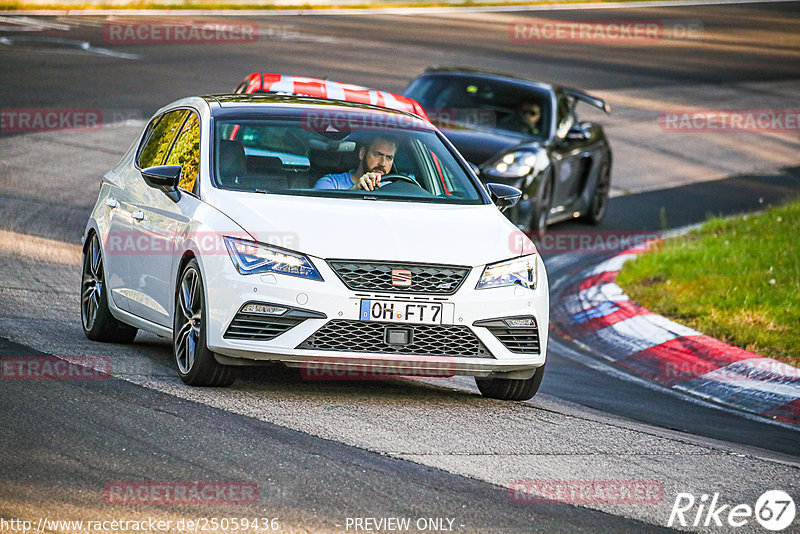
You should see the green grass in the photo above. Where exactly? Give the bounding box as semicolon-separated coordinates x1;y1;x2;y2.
616;200;800;365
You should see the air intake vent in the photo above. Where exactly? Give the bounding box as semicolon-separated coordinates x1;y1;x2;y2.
224;303;326;341
474;317;540;354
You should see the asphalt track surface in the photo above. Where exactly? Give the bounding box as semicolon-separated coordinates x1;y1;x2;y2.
1;2;800;532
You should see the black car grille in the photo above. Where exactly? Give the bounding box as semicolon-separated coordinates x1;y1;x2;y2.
327;260;470;295
475;317;540;354
224;313;305;341
224;304;327;341
297;320;493;358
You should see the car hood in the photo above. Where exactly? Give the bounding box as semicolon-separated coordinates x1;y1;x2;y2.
442;127;533;166
206;192;525;267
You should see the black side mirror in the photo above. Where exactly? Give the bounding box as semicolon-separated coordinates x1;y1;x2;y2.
486;183;521;211
141;165;182;201
141;165;182;188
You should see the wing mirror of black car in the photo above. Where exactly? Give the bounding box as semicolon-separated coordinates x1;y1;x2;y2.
486;183;521;211
141;165;182;201
566;125;590;141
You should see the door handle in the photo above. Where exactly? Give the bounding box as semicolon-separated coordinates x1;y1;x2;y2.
132;210;145;222
105;198;119;209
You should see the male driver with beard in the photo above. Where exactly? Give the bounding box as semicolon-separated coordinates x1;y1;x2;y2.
314;135;397;191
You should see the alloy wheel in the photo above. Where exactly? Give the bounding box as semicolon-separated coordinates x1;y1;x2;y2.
175;267;202;375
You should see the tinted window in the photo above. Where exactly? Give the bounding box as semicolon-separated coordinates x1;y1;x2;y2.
213;116;485;205
405;76;551;139
138;110;189;168
165;112;201;193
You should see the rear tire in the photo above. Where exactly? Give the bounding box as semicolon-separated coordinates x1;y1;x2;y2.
475;364;545;401
173;259;235;387
81;232;138;343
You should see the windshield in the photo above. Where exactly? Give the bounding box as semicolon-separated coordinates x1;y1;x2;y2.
405;76;552;139
213;115;486;204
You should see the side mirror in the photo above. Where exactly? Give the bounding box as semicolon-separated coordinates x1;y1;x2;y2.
141;165;182;189
565;125;590;141
486;183;521;211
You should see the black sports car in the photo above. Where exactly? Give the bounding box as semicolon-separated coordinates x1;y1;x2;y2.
404;68;612;234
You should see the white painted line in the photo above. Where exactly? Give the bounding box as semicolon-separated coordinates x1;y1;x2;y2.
5;0;797;17
577;282;630;310
642;313;702;338
592;314;699;357
676;378;800;413
588;252;637;275
698;357;800;384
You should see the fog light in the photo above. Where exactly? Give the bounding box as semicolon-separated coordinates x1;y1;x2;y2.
505;317;536;328
242;303;288;316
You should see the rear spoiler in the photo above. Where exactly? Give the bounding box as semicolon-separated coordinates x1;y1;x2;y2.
564;88;610;113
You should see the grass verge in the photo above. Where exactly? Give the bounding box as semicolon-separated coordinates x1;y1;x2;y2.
616;199;800;366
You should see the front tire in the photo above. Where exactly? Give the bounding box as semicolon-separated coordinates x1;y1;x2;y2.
81;232;138;343
475;364;545;401
173;259;235;387
530;171;553;241
584;161;610;225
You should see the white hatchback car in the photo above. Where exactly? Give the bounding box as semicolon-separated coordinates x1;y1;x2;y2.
81;94;548;400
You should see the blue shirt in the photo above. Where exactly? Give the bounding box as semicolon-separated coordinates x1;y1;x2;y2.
314;171;354;190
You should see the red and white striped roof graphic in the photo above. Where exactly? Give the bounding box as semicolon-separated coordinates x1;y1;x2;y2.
245;73;429;121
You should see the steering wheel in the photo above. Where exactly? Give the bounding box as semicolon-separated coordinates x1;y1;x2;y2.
380;173;420;187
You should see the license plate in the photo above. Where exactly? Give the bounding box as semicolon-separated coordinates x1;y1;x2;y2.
360;299;442;325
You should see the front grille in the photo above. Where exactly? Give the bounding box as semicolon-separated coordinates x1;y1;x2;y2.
224;313;305;341
327;260;470;295
297;320;493;358
475;317;540;354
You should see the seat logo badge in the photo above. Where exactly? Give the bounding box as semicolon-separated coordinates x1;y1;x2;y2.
392;269;412;287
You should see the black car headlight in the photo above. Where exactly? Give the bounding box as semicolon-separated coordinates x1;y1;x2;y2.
483;149;549;179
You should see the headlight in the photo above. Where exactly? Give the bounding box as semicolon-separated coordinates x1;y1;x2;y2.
476;255;537;290
223;237;323;281
484;150;549;178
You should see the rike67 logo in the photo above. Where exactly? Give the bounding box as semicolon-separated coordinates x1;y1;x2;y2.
668;490;795;531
